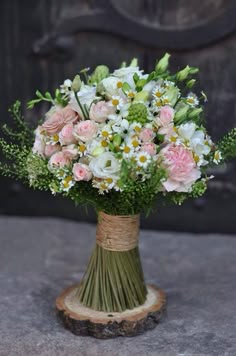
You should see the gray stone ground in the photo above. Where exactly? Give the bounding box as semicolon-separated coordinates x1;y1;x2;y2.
0;216;236;356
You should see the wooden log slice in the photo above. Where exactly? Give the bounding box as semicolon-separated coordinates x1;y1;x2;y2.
56;284;166;338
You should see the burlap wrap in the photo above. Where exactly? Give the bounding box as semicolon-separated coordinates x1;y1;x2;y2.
96;212;140;251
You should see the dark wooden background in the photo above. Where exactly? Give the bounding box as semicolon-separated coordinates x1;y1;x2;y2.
0;0;236;232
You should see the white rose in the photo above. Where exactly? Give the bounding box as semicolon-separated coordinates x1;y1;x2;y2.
89;152;120;179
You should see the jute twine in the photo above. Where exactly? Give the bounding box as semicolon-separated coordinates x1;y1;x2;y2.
96;212;140;251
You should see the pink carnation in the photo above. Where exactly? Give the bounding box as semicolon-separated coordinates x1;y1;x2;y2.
73;120;97;142
59;123;77;145
161;144;201;192
48;151;71;169
89;101;115;123
72;163;92;181
141;143;156;156
139;128;154;142
44;144;61;158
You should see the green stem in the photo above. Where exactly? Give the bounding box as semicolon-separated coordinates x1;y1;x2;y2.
74;91;88;119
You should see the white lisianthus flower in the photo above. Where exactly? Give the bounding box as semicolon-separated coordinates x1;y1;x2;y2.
178;122;197;141
89;152;121;179
113;66;142;79
69;86;97;118
99;77;121;98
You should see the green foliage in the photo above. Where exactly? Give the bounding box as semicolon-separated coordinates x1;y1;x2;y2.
166;179;208;205
127;103;148;124
26;153;53;190
27;89;67;109
218;128;236;161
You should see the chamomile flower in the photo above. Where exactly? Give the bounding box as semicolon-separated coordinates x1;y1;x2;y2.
55;168;68;180
47;134;60;145
121;142;135;159
112;118;129;136
163;80;175;89
186;93;199;107
152;84;165;99
77;142;87;157
136;151;151;168
128;136;141;151
193;153;208;167
161;95;171;106
213;150;222;164
129;122;142;135
126;89;136;100
92;179;109;194
61;175;75;192
110;96;125;110
99;125;113;141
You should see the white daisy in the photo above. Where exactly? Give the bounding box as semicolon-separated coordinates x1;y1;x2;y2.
213;150;222;165
121;142;135;159
152;84;165;99
186;93;199;107
136;151;151;168
110;96;125;110
61;175;75;192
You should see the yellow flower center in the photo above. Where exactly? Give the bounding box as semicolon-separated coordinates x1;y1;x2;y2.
134;126;141;132
124;146;131;153
139;155;147;163
163;98;170;104
155;100;162;107
132;140;139;148
106;178;113;184
128;92;135;98
100;183;107;190
101;140;108;147
117;81;123;88
170;136;177;143
102;131;109;137
79;144;86;152
187;98;194;104
155;91;163;98
214;152;219;160
194;154;200;163
53;134;59;142
112;99;119;106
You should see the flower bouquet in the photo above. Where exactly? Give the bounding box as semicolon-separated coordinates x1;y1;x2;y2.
1;54;236;338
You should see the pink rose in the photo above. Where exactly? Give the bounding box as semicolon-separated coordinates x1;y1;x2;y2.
42;106;79;135
62;145;79;159
42;111;65;135
73;120;97;142
59;123;77;145
139;128;154;142
89;101;115;123
62;106;79;124
159;106;175;126
72;163;92;181
141;143;156;156
44;144;61;158
48;151;71;169
32;126;45;156
161;144;201;192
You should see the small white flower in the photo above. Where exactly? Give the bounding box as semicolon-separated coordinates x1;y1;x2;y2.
47;134;60;145
129;122;142;134
110;96;125;110
186;93;199;107
213;150;222;164
112;118;129;136
60;79;72;94
126;89;137;100
152;84;165;99
61;175;75;192
121;142;135;159
136;151;151;168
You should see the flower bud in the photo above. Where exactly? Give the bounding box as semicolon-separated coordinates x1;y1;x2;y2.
186;79;196;88
176;66;191;81
92;146;105;157
113;134;122;147
155;53;170;73
188;108;203;118
130;58;138;67
71;75;82;92
134;90;149;102
175;105;189;122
